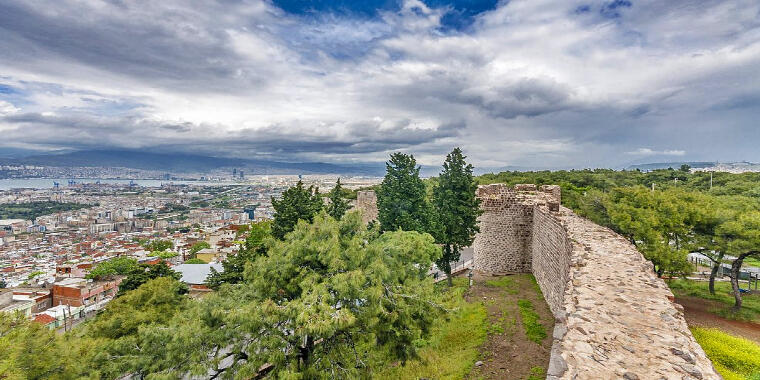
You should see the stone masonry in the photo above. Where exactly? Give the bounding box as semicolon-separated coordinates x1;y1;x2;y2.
355;190;378;224
473;184;721;380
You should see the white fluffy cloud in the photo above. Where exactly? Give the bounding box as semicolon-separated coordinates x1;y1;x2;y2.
0;0;759;168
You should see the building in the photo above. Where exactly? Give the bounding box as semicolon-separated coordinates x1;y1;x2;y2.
52;277;120;307
0;288;35;316
194;248;221;263
173;263;223;290
12;288;52;313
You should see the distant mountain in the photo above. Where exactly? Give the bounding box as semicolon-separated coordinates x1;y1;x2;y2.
0;149;385;176
624;161;716;171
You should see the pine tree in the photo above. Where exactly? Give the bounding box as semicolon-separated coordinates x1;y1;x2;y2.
271;180;323;240
377;152;430;233
326;178;349;220
432;148;482;286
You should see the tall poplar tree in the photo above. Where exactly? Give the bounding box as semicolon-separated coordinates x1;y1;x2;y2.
433;148;481;286
377;152;430;233
326;178;349;220
271;180;323;240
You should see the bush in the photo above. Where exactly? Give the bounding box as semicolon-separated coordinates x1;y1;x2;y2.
692;327;760;379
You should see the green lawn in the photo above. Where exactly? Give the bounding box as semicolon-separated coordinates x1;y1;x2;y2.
668;279;760;321
372;277;489;380
692;327;760;380
517;299;547;344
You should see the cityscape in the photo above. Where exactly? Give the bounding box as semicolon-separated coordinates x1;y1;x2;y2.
0;175;379;325
1;0;760;379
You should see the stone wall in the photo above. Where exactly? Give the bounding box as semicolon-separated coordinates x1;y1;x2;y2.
354;190;378;224
530;206;571;317
473;184;721;380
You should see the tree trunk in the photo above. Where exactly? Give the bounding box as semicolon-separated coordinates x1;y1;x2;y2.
444;244;453;287
729;251;759;312
709;261;720;295
731;255;746;312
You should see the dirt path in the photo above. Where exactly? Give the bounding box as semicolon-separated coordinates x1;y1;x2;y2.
676;296;760;343
466;274;554;380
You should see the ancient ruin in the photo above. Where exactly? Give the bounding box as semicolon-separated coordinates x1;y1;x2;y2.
354;185;721;379
473;184;720;379
355;190;378;224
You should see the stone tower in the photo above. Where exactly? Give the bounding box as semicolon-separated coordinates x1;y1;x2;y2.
472;184;561;274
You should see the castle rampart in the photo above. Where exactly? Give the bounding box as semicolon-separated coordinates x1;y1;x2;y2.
473;184;720;380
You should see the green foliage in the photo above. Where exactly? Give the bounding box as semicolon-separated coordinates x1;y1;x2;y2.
691;327;760;379
326;178;350;220
377;152;432;233
86;256;139;280
188;241;210;258
528;366;546;380
668;279;760;322
87;277;188;340
372;277;488;380
86;278;189;379
432;148;481;285
183;258;207;264
117;261;185;296
271;180;323;240
206;221;271;290
0;201;90;220
0;313;79;379
604;187;695;276
120;212;443;378
517;299;546;344
144;239;172;252
154;250;178;259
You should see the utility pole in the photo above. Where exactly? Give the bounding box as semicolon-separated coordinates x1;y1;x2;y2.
710;171;713;190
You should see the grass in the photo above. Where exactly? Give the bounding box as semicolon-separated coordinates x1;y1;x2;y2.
527;366;545;380
668;279;760;321
485;276;518;294
691;327;760;380
517;299;547;344
743;256;760;268
373;277;489;380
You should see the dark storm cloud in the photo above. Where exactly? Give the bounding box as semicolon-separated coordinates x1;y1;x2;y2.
0;111;460;159
1;0;759;167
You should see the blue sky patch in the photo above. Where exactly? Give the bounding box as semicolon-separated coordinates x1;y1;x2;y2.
271;0;499;31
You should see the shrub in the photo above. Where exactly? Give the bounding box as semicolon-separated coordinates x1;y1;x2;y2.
691;327;760;379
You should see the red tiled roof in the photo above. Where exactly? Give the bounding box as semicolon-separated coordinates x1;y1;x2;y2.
33;314;56;325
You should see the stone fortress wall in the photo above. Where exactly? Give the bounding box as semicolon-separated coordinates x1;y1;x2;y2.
355;190;378;224
474;184;721;379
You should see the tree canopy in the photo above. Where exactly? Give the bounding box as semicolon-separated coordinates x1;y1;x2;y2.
377;153;431;234
326;178;350;221
77;211;442;379
206;220;271;290
86;256;139;280
432;148;481;286
271;180;323;240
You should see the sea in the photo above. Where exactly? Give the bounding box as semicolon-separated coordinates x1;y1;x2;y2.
0;178;242;190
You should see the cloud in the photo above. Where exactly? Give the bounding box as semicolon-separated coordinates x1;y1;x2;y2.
626;148;686;157
0;0;759;168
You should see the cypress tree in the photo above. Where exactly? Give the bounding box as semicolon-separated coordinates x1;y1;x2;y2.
271;180;323;240
326;178;350;220
377;152;430;233
433;148;481;286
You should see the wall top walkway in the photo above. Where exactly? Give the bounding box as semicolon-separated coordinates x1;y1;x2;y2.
551;207;720;380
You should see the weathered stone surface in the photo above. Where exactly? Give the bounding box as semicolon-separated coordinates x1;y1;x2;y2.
354;190;378;224
472;184;721;380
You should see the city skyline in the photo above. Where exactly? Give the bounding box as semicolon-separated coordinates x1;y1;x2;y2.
1;0;759;169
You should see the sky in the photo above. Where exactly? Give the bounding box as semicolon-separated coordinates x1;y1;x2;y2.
0;0;759;169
